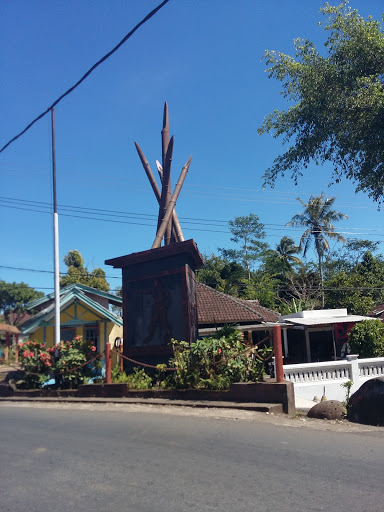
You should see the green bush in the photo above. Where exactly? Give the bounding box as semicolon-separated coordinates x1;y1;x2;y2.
18;336;101;389
169;329;267;390
112;367;152;389
348;319;384;358
17;339;51;388
111;329;269;391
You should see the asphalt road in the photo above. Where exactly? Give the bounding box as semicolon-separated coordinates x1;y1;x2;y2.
1;403;384;512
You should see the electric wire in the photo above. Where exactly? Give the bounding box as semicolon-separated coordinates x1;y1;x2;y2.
0;0;171;154
1;196;384;238
2;265;384;293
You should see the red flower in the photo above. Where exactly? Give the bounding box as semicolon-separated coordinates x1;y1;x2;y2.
91;346;96;352
218;349;222;354
75;336;81;340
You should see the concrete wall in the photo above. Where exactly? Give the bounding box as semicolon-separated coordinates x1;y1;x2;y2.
283;355;384;401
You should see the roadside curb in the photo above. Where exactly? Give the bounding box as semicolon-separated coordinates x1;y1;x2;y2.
0;396;283;414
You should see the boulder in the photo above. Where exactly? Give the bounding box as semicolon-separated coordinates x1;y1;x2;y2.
307;400;345;420
348;377;384;426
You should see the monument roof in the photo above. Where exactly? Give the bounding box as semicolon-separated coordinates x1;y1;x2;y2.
105;239;204;270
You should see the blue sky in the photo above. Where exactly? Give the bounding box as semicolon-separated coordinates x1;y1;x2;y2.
1;0;383;293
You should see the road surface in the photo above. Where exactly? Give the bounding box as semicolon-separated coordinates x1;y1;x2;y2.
1;402;383;512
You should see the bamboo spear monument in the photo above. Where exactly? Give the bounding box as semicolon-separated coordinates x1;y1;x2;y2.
134;102;191;248
106;103;203;360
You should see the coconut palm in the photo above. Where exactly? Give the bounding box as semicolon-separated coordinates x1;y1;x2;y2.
275;236;302;276
287;193;348;305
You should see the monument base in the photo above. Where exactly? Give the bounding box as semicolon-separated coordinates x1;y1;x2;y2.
105;239;204;368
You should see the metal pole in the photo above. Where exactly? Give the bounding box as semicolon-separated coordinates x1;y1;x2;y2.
273;325;284;383
51;108;60;348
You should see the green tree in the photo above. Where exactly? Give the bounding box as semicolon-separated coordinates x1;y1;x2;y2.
242;271;279;310
0;281;43;325
348;319;384;358
196;255;248;297
325;251;384;314
219;214;268;281
258;2;384;203
324;238;380;277
264;237;302;278
60;250;109;291
287;193;347;303
278;262;322;312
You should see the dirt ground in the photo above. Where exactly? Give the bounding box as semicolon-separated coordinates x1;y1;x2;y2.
1;400;384;435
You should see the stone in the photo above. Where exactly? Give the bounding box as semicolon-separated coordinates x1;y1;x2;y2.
307;400;346;420
348;377;384;426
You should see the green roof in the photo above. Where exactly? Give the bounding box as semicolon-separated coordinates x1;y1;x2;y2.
27;283;122;309
21;285;122;334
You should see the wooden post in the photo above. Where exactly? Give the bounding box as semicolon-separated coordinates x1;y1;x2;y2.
273;325;284;383
120;343;124;375
15;334;19;364
5;332;9;362
105;342;111;384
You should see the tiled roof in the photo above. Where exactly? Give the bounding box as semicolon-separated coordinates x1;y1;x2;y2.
196;282;279;325
367;305;384;318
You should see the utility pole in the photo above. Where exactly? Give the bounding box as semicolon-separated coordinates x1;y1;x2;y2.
51;108;60;347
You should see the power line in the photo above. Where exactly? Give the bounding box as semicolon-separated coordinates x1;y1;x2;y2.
2;196;384;238
0;0;171;154
3;264;384;294
0;265;121;280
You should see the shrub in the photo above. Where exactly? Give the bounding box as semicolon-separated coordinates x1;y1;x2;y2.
51;336;101;388
169;329;267;390
348;319;384;358
112;367;152;389
18;336;101;389
17;339;52;388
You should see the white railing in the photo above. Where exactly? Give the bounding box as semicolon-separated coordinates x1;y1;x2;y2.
283;355;384;401
358;358;384;379
284;360;351;384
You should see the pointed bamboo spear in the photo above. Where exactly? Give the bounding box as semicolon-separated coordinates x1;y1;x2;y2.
157;136;173;245
161;103;172;245
134;141;183;242
156;160;184;242
152;155;192;249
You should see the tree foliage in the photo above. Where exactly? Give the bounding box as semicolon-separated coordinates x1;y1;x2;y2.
60;250;109;291
259;2;384;202
348;319;384;358
325;251;384;314
219;214;268;280
263;236;302;278
0;281;43;325
287;193;347;286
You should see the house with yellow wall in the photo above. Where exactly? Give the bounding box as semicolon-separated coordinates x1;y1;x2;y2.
20;284;123;354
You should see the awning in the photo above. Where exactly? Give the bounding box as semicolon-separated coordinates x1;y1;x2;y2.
0;323;20;335
280;315;374;327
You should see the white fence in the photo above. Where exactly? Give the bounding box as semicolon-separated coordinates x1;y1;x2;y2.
283;355;384;401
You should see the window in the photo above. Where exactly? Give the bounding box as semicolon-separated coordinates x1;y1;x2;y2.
84;326;99;352
60;328;75;342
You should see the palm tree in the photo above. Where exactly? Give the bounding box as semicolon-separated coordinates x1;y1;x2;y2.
275;236;302;276
287;193;348;306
